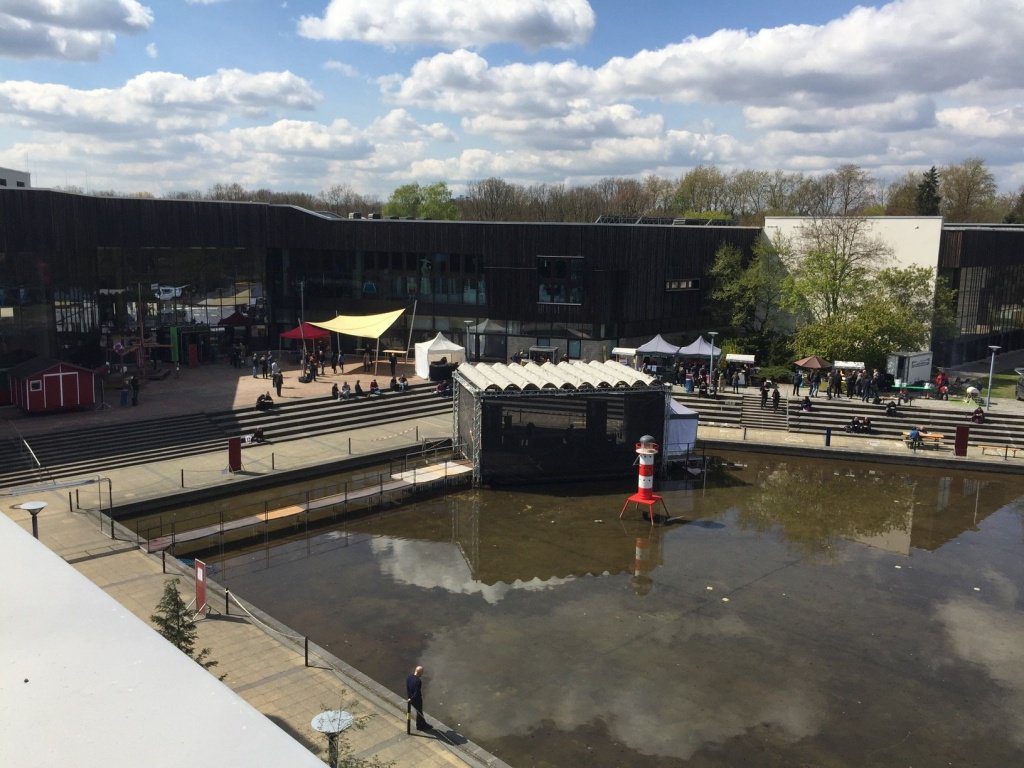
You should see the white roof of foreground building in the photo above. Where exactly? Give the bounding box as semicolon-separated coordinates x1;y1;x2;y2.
455;359;659;393
0;513;324;768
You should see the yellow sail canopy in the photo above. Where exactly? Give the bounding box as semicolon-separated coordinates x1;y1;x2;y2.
309;308;405;339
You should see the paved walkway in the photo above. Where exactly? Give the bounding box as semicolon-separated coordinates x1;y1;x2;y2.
3;412;503;768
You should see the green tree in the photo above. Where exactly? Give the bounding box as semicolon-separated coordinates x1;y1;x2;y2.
710;240;788;360
150;579;221;677
884;171;920;215
791;266;954;369
780;216;893;322
418;181;459;220
940;158;998;221
382;183;423;218
915;166;941;215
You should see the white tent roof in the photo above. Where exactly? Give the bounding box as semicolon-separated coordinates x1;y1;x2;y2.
678;335;722;357
414;333;465;379
636;334;681;355
455;359;659;393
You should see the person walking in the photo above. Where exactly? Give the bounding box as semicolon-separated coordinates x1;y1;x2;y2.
792;370;802;396
406;666;431;732
389;352;398;379
273;370;283;397
260;354;268;379
771;384;781;412
760;380;770;409
331;350;338;375
731;370;740;394
251;353;258;378
130;375;140;406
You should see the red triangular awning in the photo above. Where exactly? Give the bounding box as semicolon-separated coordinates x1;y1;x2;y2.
280;322;330;340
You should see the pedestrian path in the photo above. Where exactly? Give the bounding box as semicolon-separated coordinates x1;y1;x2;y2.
4;479;505;768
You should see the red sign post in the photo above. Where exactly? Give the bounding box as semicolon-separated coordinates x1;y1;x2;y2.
195;558;207;613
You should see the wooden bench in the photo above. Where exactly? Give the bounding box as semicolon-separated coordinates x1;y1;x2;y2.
980;445;1023;459
902;431;943;449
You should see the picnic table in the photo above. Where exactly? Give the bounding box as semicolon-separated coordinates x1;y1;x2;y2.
902;430;943;449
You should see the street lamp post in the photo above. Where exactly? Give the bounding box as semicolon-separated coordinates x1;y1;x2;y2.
986;345;1001;409
17;501;47;539
707;331;718;393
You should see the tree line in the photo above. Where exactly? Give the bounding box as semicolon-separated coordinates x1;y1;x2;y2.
59;157;1024;225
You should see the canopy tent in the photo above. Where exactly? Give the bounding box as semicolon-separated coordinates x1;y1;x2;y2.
677;336;722;357
636;334;681;356
280;322;330;340
664;399;698;459
794;355;831;369
415;333;466;379
309;308;405;340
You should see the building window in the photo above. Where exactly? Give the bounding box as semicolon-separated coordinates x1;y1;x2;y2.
16;181;24;187
665;278;701;291
30;380;42;391
567;339;582;359
0;179;6;187
537;256;583;304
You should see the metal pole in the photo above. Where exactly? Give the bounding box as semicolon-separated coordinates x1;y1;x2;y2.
272;452;275;471
225;589;230;616
75;488;80;509
162;551;166;573
985;346;1000;409
348;437;351;455
304;637;309;667
68;491;73;512
181;468;185;488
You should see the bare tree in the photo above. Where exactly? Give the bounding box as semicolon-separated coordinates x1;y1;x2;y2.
941;158;999;222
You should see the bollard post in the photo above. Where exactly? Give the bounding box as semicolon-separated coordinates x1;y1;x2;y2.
181;469;185;488
162;551;166;573
825;427;831;447
305;637;309;667
75;488;80;509
110;516;114;539
272;452;275;471
416;426;419;442
225;589;230;616
68;491;73;512
743;426;747;441
348;437;352;455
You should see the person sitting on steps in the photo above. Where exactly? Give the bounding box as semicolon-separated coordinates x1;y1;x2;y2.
341;382;352;400
256;392;274;410
369;379;382;396
389;376;400;392
971;406;985;424
354;380;365;397
398;375;409;391
885;399;899;417
331;382;339;400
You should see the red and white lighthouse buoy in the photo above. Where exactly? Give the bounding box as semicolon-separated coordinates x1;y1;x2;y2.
619;434;669;527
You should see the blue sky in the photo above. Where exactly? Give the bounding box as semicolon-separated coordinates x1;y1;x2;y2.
0;0;1021;197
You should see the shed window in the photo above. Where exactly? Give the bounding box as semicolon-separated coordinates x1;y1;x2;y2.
29;380;42;391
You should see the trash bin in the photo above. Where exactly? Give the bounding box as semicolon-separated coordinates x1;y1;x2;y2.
119;388;129;407
684;377;694;394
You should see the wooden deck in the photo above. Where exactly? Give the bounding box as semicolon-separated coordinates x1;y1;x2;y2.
144;460;472;552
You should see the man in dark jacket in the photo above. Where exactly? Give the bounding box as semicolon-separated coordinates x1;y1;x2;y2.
406;665;431;731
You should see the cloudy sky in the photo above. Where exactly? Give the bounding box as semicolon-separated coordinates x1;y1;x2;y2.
1;0;1022;196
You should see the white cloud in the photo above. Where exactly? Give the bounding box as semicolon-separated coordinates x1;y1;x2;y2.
298;0;594;50
0;0;152;60
384;1;1024;122
323;60;359;78
0;69;322;135
937;105;1024;140
145;41;156;58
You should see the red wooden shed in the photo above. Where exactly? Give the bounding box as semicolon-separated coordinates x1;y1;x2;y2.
9;358;96;413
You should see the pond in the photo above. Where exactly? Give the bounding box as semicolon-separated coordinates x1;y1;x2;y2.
207;451;1024;767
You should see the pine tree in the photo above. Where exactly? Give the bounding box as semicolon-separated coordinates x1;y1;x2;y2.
915;166;941;215
150;579;220;675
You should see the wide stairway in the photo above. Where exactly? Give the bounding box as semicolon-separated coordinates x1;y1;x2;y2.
672;390;744;427
0;383;448;488
739;391;789;430
787;395;1024;448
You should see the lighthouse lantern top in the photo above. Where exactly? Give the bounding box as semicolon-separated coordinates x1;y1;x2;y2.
635;434;660;455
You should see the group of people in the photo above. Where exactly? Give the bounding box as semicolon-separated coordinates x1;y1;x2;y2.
330;375;409;400
759;379;782;410
797;367;886;401
845;416;874;433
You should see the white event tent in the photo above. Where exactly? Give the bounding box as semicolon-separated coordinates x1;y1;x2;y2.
636;334;682;356
678;335;722;357
414;333;466;379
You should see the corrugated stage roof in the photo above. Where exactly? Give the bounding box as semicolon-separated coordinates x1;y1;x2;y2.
455;359;659;393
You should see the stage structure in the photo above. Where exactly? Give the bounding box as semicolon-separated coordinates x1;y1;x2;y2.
453;360;672;485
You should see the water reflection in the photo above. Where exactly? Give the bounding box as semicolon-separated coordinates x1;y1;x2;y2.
212;452;1024;767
